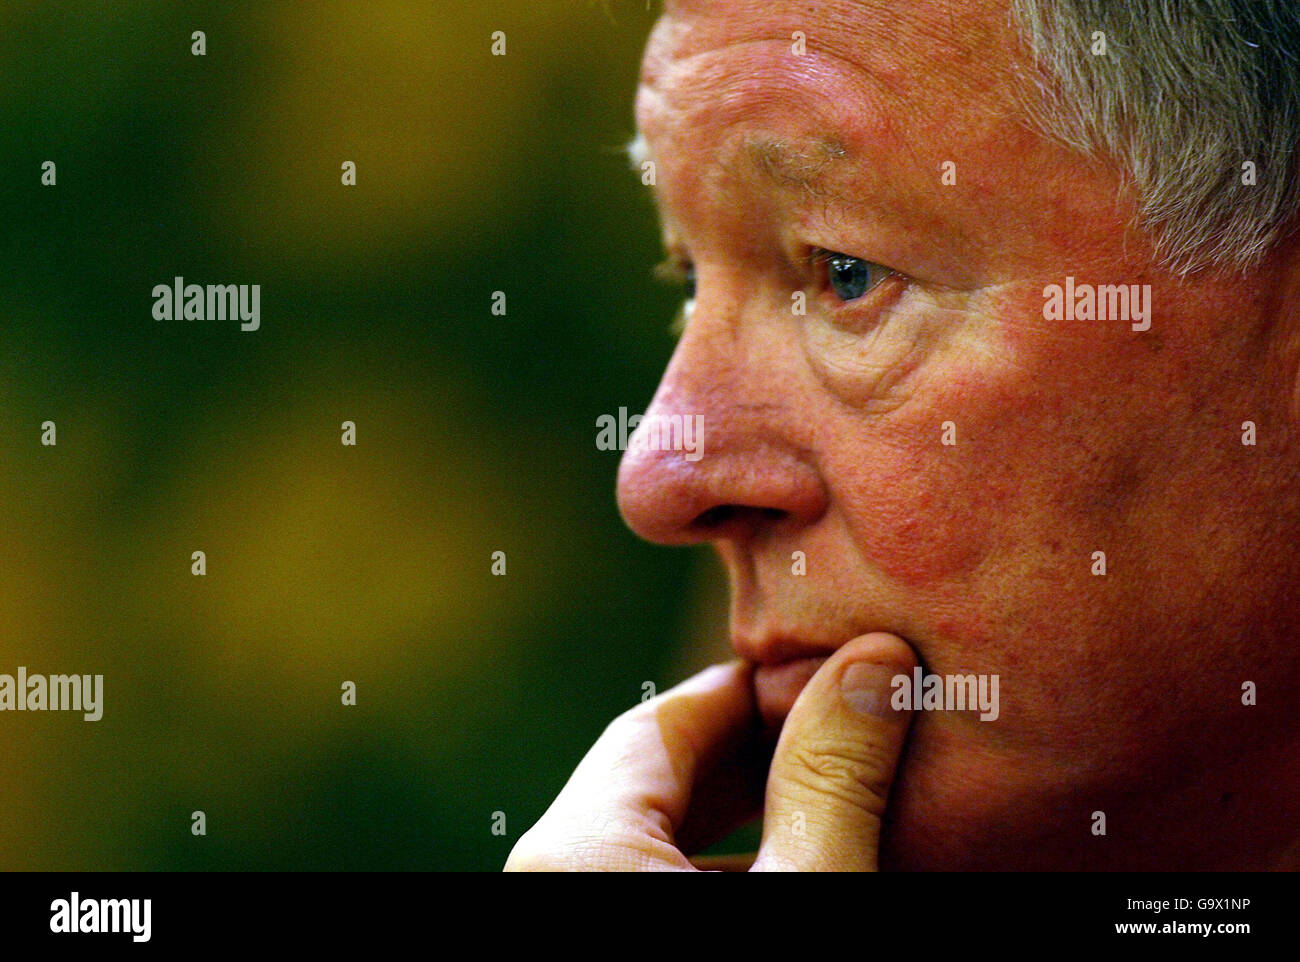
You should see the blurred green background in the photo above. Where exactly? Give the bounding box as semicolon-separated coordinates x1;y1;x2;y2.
0;0;734;870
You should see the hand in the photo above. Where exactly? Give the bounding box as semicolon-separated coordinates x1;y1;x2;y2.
504;633;918;871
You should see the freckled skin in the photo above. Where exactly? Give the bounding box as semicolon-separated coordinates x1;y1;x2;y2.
616;0;1300;868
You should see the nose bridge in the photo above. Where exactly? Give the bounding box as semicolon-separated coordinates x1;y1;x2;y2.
651;304;739;423
651;254;774;425
634;287;751;472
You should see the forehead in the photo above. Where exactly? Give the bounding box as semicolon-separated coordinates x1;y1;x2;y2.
636;0;1019;151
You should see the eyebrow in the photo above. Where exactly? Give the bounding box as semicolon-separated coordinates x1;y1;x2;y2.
626;132;850;199
740;135;848;195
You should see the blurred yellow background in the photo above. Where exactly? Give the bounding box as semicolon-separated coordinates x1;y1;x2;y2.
0;0;732;870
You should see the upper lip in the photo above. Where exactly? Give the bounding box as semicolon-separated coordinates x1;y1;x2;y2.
730;631;839;667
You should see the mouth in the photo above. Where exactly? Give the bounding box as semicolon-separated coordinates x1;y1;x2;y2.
752;656;830;730
732;632;840;728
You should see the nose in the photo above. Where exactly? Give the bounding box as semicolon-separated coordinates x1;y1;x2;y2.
615;299;828;546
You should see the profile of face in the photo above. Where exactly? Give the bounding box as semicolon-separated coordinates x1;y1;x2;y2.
616;0;1300;869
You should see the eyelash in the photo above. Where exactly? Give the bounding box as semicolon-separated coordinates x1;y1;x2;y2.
653;256;695;292
651;249;895;316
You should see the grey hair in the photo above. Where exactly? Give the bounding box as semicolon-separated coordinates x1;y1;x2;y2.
1011;0;1300;275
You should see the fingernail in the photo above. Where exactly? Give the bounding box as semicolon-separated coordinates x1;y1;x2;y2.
840;662;902;718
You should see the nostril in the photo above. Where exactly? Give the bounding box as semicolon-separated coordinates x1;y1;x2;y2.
691;504;786;533
692;505;737;528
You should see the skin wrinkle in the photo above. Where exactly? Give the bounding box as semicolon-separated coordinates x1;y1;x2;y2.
639;37;1116;288
614;0;1300;870
639;31;904;163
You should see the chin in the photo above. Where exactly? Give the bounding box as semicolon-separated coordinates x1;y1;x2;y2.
874;717;1084;871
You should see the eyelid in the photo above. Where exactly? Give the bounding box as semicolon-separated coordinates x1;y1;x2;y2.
806;246;891;279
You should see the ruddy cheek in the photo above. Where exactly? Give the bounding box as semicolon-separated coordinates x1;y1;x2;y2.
836;457;993;590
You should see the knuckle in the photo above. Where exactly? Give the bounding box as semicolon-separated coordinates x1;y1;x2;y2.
783;736;894;811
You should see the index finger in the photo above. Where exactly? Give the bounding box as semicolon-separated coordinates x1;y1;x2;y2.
514;661;763;867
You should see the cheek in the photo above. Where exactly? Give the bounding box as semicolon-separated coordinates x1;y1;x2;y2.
817;362;1040;670
828;422;1002;591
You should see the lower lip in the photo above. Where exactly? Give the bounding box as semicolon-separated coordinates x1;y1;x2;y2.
753;656;830;728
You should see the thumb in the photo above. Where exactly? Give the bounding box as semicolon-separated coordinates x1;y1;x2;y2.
751;633;917;872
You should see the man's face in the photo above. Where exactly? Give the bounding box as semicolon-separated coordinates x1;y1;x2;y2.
617;0;1300;868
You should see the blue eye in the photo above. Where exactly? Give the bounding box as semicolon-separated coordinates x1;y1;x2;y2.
821;251;884;302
